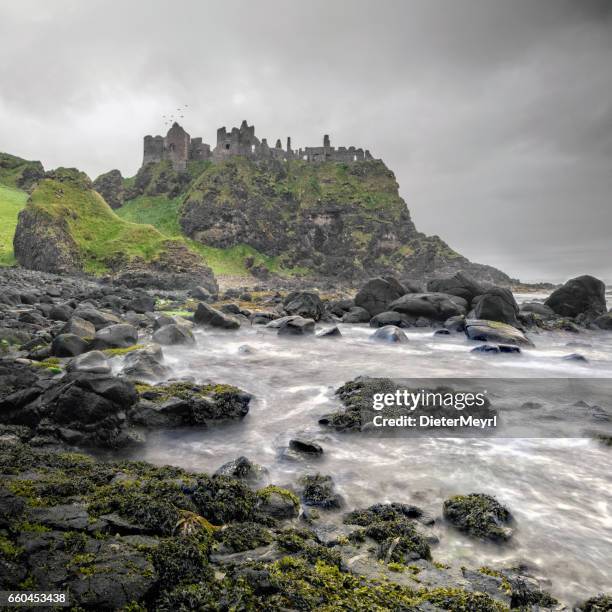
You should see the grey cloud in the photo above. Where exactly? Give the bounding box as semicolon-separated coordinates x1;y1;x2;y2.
0;0;610;283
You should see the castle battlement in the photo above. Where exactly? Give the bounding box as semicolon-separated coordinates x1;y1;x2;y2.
142;120;375;171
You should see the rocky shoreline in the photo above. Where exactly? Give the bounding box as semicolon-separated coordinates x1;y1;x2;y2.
1;267;611;610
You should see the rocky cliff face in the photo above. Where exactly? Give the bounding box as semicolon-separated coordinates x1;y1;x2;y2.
12;168;217;292
178;157;511;283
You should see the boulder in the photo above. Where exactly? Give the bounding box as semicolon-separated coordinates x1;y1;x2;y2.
51;333;88;357
299;474;343;509
289;438;323;455
342;306;371;323
369;311;414;328
471;287;519;326
215;456;268;485
60;316;96;339
471;344;521;355
283;291;325;321
122;344;169;381
277;316;315;336
126;293;155;314
67;351;111;374
389;292;467;321
48;303;74;322
194;302;240;329
544;275;606;318
316;325;342;338
152;323;195;346
370;325;408;344
443;493;513;542
354;277;406;317
520;302;555;317
91;323;139;350
256;487;299;519
427;272;484;304
328;298;353;317
465;319;533;347
594;311;612;330
73;307;123;330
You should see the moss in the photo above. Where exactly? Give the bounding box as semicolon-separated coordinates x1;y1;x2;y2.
192;475;258;524
215;521;273;552
387;562;405;572
102;344;145;357
64;530;88;553
152;536;213;590
257;485;300;510
443;494;513;542
136;381;240;403
17;521;51;534
0;534;23;559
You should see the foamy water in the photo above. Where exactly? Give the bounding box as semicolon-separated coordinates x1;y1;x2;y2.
124;294;612;603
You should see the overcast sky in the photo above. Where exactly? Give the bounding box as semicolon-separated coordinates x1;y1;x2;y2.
1;0;610;283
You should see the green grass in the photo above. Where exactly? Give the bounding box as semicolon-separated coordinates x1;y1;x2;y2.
0;185;28;265
116;193;280;276
27;173;182;275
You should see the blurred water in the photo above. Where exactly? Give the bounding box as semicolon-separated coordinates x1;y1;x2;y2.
127;295;612;603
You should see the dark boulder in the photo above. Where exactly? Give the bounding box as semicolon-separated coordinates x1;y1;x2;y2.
67;351;111;374
92;168;125;209
389;292;467;321
520;302;555;317
256;486;299;519
299;474;343;509
594;311;612;330
194;302;240;329
545;275;606;318
277;316;315;336
370;325;408;344
354;277;406;317
51;333;88;357
48;303;74;322
471;344;521;354
214;456;268;485
90;323;139;350
283;291;324;321
73;307;122;330
443;493;513;542
289;438;323;455
122;344;169;381
369;311;414;328
316;325;342;338
342;306;371;323
427;272;484;305
152;323;195;346
471;287;519;326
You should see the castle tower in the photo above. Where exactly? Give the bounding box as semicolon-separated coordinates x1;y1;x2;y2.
165;122;190;171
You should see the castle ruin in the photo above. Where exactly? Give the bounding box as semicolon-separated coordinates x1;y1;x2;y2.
142;120;374;171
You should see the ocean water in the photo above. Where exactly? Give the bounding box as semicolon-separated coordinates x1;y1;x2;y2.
125;293;612;603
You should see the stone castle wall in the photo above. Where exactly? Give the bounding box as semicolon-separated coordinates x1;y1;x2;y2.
143;120;375;171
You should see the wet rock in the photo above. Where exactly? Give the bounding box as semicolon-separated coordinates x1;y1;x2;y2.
0;486;26;527
545;275;607;318
122;343;169;380
73;307;123;330
344;502;427;526
153;314;175;330
49;303;74;322
369;311;414;328
256;486;300;519
434;329;451;335
299;474;343;509
126;293;155;314
443;493;513;542
152;323;195;346
471;287;519;326
575;594;612;612
594;311;612;330
289;438;324;455
427;272;484;305
194;302;240;329
215;456;268;485
563;353;588;362
60;316;96;339
316;325;342;338
354;277;406;317
370;325;408;344
250;311;278;325
51;333;88;357
471;344;521;354
465;319;533;347
328;298;353;317
277;316;315;336
190;285;214;301
67;351;111;374
342;306;371;323
29;504;93;531
283;291;325;321
91;323;139;350
520;302;555;317
389;292;467;321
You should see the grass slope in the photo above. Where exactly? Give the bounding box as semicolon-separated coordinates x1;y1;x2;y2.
0;185;28;266
116;194;279;275
28;171;180;274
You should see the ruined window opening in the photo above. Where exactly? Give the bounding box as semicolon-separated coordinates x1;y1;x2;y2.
353;155;357;161
225;143;230;150
251;144;256;153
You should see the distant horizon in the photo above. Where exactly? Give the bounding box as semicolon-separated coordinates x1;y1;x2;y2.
1;0;610;285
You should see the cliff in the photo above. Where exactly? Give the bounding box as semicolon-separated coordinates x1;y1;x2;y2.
12;168;217;291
